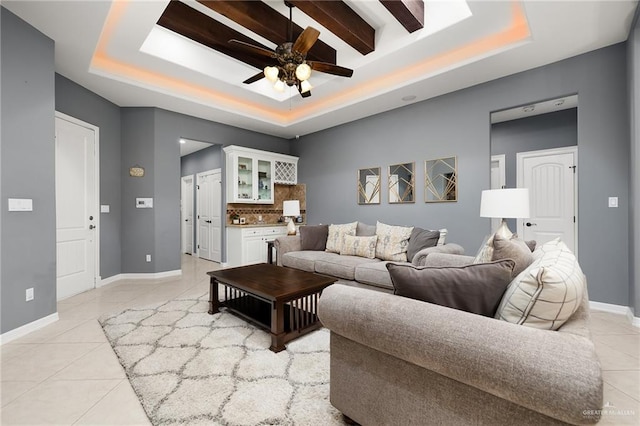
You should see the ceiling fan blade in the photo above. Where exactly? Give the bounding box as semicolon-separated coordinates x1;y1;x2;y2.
229;39;275;59
309;61;354;78
292;27;320;56
243;72;265;84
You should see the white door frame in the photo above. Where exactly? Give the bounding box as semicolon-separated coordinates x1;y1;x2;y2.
516;146;578;255
196;168;222;261
54;111;100;288
490;154;506;231
181;175;195;254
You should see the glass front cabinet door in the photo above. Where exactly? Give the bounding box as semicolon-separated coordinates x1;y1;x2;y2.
225;146;275;204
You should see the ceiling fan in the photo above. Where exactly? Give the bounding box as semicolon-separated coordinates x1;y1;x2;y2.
229;2;353;98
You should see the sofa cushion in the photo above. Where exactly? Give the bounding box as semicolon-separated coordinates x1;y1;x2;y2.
341;235;377;259
356;222;377;236
387;259;516;317
491;234;534;277
326;222;357;253
474;227;514;264
495;238;586;330
299;224;329;251
354;261;395;290
282;250;339;272
315;255;380;281
375;221;414;261
407;228;440;262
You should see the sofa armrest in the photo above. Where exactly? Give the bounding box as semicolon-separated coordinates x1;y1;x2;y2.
318;285;602;425
274;236;302;266
411;243;465;266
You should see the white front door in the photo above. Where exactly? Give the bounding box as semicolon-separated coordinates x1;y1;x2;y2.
517;147;577;252
181;175;194;254
196;169;222;262
55;114;98;300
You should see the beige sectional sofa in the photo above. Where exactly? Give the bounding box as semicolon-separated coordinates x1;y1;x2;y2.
317;240;603;425
274;222;464;292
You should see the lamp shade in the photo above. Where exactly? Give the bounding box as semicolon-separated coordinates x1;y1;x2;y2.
283;200;301;217
480;188;530;219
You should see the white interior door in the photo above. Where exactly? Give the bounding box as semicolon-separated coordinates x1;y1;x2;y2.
517;147;577;252
181;175;194;254
55;114;98;300
490;154;506;231
196;169;222;262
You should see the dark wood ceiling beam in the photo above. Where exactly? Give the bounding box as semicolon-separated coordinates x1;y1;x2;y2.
288;0;375;55
197;0;336;64
379;0;424;33
157;1;272;70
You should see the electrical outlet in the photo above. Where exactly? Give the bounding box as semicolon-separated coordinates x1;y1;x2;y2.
26;287;34;302
146;254;151;262
608;197;618;208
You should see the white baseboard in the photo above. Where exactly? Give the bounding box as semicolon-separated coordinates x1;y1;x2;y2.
99;270;182;287
0;312;59;345
589;301;639;328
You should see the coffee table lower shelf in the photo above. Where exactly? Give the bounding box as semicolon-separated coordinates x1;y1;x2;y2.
209;283;324;352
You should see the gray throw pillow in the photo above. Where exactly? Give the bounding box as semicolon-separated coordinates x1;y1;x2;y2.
491;234;534;277
356;222;377;236
386;259;515;317
406;227;440;262
299;224;329;251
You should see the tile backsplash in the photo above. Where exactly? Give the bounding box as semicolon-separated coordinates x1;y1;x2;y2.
227;184;306;225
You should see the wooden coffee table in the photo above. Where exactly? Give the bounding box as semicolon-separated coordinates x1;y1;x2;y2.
207;263;336;352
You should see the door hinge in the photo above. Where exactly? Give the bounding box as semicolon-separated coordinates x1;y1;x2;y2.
198;244;200;249
574;216;576;223
570;165;576;173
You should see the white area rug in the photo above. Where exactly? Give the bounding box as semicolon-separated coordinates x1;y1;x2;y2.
99;292;345;425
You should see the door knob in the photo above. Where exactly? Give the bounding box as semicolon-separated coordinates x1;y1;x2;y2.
525;222;537;227
89;216;93;220
89;225;96;230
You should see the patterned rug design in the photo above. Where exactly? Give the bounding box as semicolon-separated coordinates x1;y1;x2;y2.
99;292;344;425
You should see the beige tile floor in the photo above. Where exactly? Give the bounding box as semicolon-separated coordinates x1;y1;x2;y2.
1;255;639;425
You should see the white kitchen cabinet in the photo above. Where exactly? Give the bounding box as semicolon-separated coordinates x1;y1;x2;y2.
224;146;298;204
226;226;290;267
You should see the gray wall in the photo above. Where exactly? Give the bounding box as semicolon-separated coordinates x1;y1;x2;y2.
629;15;640;315
1;9;56;333
294;43;630;307
55;74;122;279
181;144;222;177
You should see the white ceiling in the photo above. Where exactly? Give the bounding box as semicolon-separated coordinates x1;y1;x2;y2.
4;0;637;139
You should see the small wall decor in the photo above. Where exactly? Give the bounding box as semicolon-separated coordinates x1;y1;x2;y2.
358;167;381;204
129;164;145;177
425;156;457;202
388;162;415;203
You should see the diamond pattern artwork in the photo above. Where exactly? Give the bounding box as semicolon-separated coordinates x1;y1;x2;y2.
99;293;345;425
275;160;297;184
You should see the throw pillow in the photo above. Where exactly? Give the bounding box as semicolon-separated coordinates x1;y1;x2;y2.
491;234;534;277
473;226;515;264
325;222;357;253
495;238;585;330
299;224;329;251
406;228;440;262
340;235;377;259
387;259;516;317
430;228;447;246
356;222;377;237
375;221;414;261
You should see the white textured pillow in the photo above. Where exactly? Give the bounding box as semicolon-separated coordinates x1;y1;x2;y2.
495;238;585;330
375;221;413;261
341;235;377;259
325;222;357;253
431;228;447;246
473;227;514;264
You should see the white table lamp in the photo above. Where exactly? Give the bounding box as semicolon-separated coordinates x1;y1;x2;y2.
480;188;530;237
283;200;300;235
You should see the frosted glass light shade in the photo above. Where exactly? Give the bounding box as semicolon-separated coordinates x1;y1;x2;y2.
264;66;279;82
480;188;530;218
300;80;312;93
273;79;285;92
283;200;300;217
295;63;311;81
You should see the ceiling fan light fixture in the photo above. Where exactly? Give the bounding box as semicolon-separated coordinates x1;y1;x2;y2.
295;63;311;81
274;79;286;92
264;66;279;82
300;80;312;94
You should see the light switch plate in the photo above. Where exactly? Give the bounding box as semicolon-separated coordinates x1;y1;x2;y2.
8;198;33;211
608;197;618;208
136;198;153;208
100;205;110;213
